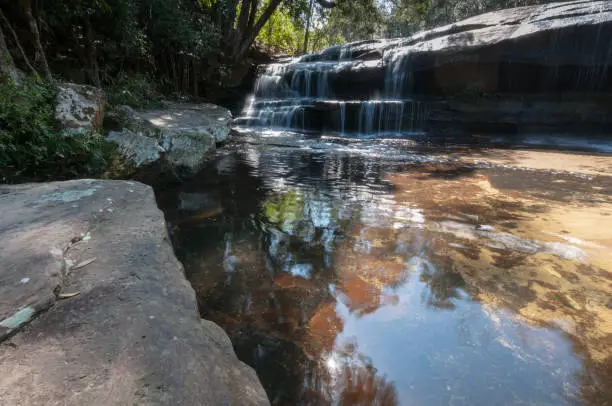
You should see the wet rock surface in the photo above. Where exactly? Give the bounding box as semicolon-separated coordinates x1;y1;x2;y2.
0;180;269;405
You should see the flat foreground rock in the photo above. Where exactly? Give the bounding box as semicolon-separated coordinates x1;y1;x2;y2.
0;180;268;405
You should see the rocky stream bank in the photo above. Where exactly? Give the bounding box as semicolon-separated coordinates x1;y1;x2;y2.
0;85;270;404
1;1;611;404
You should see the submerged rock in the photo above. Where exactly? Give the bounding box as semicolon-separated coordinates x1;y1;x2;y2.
0;180;269;405
106;103;232;176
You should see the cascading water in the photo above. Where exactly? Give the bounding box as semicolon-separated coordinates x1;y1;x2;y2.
240;61;306;129
358;102;376;134
236;40;429;136
384;48;414;98
339;102;346;134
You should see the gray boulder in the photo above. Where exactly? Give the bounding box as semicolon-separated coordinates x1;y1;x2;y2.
0;180;269;405
106;128;164;168
106;103;232;175
55;83;105;135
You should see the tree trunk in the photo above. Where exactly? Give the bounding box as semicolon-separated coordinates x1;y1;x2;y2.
183;55;189;94
246;0;258;30
266;17;274;51
233;0;283;62
21;0;50;78
0;8;38;78
170;53;179;93
232;0;251;51
220;0;240;46
0;24;22;84
227;0;337;62
303;0;315;55
192;57;198;98
85;15;100;86
231;0;261;59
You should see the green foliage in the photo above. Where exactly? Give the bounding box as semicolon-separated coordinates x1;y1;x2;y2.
106;74;163;109
323;0;383;43
34;0;220;93
139;0;220;54
255;0;383;55
258;6;304;54
0;77;109;182
262;191;305;228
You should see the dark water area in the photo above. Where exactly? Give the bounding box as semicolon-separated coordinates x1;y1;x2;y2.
157;131;612;406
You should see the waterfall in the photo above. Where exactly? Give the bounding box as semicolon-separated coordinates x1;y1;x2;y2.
317;70;329;99
236;43;429;135
358;102;377;134
339;102;346;134
253;62;295;99
353;100;426;135
339;46;349;61
385;49;414;98
288;63;334;98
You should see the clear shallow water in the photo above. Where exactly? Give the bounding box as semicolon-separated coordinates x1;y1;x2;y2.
157;131;612;406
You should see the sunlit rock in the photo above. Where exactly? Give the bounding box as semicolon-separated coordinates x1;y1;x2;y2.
105;102;232;176
55;83;105;135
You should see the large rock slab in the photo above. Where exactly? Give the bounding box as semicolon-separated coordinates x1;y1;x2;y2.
55;83;105;135
106;103;232;175
383;0;612;94
0;180;269;406
253;0;612;98
299;0;612;96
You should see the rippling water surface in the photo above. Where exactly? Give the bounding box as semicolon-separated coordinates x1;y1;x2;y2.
157;130;612;406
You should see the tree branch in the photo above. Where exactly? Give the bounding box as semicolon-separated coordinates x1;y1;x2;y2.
0;23;21;84
235;0;251;36
21;0;50;78
246;0;258;30
315;0;337;9
0;7;38;78
235;0;283;60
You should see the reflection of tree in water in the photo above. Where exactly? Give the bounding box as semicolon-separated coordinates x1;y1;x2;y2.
417;256;466;310
162;145;406;404
337;363;398;406
159;142;612;405
162;144;470;404
327;343;399;406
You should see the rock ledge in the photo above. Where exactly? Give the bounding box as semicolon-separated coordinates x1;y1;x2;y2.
0;180;268;405
106;103;233;175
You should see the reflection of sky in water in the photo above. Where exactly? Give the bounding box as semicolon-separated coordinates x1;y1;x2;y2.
332;258;581;405
254;160;585;404
163;138;612;406
289;263;313;278
276;171;587;405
